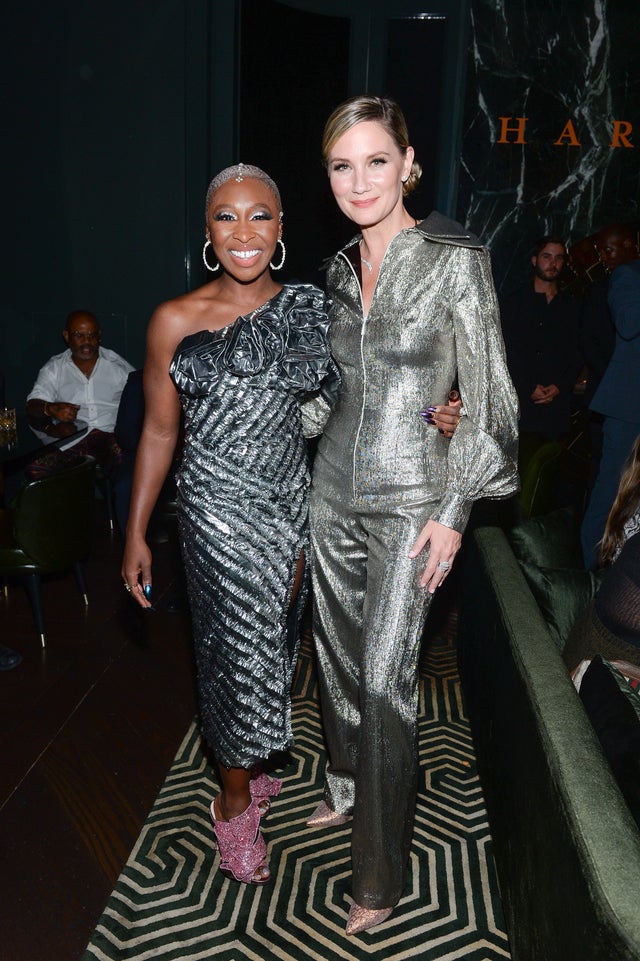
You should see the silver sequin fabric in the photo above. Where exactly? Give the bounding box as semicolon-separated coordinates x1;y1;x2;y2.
310;218;519;909
170;284;333;768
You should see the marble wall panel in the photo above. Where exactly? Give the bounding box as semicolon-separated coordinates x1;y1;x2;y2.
457;0;640;292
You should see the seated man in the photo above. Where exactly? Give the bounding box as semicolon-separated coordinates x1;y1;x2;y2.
26;310;134;476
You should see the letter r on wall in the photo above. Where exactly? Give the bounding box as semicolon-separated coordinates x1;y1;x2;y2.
610;121;634;148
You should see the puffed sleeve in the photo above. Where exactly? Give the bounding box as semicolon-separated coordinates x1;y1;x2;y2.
300;356;340;438
431;246;520;531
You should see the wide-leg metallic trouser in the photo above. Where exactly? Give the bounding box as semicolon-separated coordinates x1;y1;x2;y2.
310;484;434;909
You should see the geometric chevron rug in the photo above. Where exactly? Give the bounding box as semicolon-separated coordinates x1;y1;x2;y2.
83;624;511;961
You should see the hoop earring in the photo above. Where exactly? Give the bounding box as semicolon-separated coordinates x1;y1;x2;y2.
270;238;286;271
202;239;220;272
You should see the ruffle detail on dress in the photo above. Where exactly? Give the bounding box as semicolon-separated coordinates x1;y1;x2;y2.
171;284;332;397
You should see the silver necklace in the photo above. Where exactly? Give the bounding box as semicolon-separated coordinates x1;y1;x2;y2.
360;219;418;272
359;240;374;272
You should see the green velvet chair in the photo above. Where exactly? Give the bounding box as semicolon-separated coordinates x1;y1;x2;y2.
0;456;96;647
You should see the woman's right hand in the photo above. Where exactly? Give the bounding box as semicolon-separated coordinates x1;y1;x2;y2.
121;534;154;609
420;390;463;438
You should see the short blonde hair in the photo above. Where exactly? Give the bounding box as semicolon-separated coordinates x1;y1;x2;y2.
322;95;422;196
205;163;282;221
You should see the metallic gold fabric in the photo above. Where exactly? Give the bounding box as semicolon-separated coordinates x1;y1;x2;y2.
310;220;519;909
170;284;333;768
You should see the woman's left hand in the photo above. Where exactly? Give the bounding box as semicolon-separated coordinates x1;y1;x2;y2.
409;519;462;593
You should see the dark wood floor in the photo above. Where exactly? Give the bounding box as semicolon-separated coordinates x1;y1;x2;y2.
0;505;198;961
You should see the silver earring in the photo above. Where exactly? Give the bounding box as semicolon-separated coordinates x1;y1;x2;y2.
270;238;286;271
202;239;219;272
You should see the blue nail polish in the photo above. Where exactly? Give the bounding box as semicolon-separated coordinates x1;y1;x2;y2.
143;584;153;599
427;406;437;412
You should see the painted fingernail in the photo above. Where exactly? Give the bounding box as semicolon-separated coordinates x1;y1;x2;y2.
438;428;445;434
426;406;437;412
143;584;153;599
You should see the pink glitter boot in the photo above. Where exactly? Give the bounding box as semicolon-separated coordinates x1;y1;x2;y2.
210;797;270;885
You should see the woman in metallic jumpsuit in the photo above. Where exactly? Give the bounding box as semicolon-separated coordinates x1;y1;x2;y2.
306;96;519;935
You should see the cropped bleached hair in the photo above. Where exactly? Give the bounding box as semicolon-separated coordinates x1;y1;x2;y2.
205;163;282;220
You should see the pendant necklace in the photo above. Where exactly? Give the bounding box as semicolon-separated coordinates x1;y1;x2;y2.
360;241;374;273
360;219;418;273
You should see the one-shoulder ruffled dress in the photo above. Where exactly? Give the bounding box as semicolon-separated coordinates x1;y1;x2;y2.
170;284;333;768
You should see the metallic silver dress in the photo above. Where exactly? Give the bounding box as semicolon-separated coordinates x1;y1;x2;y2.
308;214;519;910
170;284;333;769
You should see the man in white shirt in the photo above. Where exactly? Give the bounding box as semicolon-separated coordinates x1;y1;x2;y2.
27;310;134;475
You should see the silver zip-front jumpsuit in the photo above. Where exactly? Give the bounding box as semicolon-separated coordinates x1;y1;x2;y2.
307;213;519;910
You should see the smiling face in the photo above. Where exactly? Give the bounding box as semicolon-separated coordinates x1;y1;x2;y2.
326;120;414;230
206;178;282;281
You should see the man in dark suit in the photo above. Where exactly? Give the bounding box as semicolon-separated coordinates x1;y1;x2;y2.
500;235;581;442
581;223;640;569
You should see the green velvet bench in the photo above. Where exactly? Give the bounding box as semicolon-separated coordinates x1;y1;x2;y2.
458;523;640;961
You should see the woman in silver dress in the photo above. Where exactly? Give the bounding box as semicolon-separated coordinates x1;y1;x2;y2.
122;164;334;886
307;96;519;935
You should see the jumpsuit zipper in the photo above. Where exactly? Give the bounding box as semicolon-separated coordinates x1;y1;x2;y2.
338;251;368;498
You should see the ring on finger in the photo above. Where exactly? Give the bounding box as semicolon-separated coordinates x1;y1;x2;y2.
123;582;132;593
437;561;451;571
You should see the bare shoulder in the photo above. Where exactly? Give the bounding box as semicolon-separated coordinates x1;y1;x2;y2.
148;282;220;350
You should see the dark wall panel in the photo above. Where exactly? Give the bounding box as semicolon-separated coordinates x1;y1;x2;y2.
238;0;351;283
458;0;640;294
385;15;447;219
1;0;188;406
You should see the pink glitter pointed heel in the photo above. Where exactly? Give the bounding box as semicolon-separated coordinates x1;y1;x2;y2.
346;903;393;935
249;771;282;817
306;799;351;827
210;797;270;885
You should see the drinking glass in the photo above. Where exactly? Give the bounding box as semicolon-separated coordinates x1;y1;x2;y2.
0;407;17;431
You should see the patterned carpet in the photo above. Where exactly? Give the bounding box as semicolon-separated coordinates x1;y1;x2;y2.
83;624;511;961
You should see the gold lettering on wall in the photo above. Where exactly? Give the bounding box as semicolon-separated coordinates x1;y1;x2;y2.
554;120;581;146
494;117;634;148
497;117;528;144
610;121;634;148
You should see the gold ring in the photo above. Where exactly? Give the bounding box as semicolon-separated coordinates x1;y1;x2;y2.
123;582;132;593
